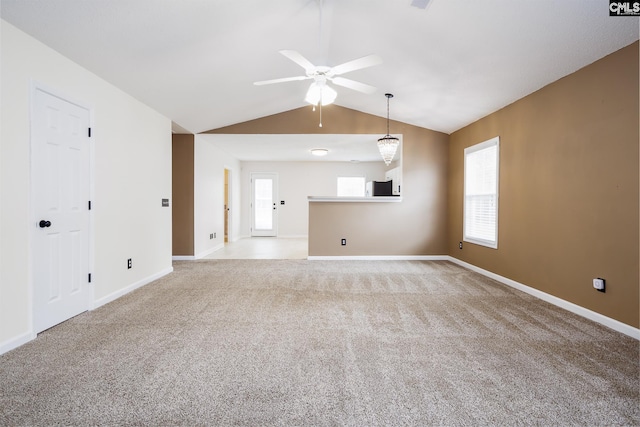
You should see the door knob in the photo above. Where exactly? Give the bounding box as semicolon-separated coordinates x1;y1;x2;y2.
39;220;51;228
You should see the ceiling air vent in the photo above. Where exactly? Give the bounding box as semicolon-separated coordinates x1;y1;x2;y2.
410;0;432;9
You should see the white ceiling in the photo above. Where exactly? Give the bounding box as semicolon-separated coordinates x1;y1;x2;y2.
1;0;638;138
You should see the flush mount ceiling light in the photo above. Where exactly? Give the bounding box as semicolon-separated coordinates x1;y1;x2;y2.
378;93;400;166
311;148;329;157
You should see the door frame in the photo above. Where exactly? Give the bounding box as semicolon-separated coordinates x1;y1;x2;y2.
250;172;278;237
224;166;232;243
29;81;95;332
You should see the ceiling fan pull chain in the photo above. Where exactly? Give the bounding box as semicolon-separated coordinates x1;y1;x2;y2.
318;88;323;127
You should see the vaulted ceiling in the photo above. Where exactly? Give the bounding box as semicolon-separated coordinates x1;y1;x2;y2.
1;0;638;135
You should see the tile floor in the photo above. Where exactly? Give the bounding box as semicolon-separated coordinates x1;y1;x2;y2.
202;237;308;259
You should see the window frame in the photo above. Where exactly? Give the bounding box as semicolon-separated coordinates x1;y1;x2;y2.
463;136;500;249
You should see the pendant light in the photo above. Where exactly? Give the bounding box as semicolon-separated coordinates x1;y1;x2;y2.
378;93;399;166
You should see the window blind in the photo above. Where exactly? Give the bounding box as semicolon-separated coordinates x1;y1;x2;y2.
464;137;499;248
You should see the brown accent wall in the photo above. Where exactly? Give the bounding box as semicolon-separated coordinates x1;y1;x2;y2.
448;42;639;328
172;134;195;256
205;105;450;256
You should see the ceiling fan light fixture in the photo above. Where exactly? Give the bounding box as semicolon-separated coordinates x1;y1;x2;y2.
378;93;400;166
305;81;337;106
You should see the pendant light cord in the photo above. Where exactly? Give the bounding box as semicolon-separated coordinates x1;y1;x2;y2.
386;95;390;135
385;93;393;136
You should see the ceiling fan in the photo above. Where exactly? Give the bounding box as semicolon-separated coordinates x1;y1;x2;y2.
254;50;382;106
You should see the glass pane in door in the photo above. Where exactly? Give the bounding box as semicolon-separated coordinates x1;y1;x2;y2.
254;178;273;230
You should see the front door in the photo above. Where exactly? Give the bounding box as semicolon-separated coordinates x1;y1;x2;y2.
32;87;91;333
251;173;277;237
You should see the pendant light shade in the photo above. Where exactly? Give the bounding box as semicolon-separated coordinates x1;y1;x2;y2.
305;80;337;106
378;135;399;166
377;93;399;166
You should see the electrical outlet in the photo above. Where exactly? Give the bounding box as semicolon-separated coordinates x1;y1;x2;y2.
593;278;605;293
210;233;213;239
127;258;132;269
459;242;463;249
341;238;346;246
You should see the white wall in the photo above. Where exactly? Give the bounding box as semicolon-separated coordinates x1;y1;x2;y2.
194;135;242;258
240;161;389;237
0;21;173;353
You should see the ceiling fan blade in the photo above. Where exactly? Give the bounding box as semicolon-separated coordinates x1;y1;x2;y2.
254;75;310;86
330;54;382;76
279;50;316;72
332;77;377;94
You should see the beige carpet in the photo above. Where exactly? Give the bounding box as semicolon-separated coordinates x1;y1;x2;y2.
1;260;638;426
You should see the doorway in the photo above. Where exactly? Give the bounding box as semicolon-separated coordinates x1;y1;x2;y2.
31;86;91;333
251;173;278;237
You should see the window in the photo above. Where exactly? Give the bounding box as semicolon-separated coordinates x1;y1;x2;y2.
337;176;365;197
464;137;499;248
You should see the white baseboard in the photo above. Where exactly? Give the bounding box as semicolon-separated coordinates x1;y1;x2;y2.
172;255;196;261
0;331;37;355
194;243;225;260
447;256;640;340
176;242;232;261
308;255;449;261
92;266;173;310
236;235;304;240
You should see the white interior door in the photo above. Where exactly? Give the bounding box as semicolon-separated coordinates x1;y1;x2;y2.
251;173;278;237
32;87;91;333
